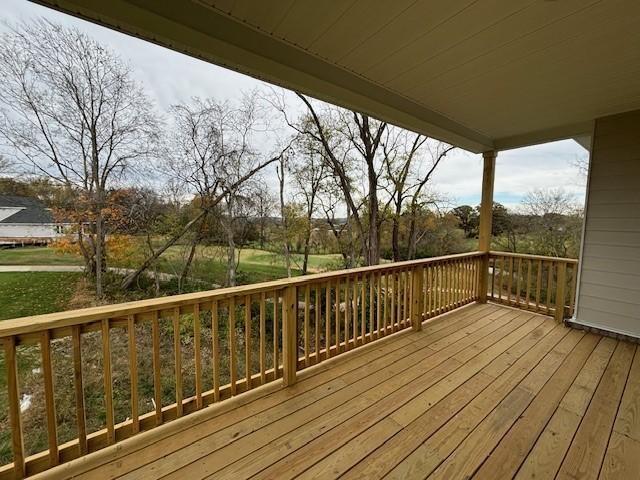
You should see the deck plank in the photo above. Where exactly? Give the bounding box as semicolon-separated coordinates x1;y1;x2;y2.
385;324;575;479
556;341;636;480
249;313;541;480
465;333;601;480
117;305;502;479
515;336;618;479
158;307;526;479
45;304;640;480
342;315;560;479
81;304;494;480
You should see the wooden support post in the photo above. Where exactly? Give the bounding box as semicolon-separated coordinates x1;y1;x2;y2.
282;285;298;386
478;150;497;303
411;266;424;331
555;262;567;323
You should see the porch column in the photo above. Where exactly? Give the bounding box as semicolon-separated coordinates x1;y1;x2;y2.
477;150;497;302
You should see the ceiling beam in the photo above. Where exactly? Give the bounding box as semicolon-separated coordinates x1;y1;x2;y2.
494;121;594;151
31;0;494;153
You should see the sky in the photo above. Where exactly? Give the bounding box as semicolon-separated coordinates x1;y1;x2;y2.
2;0;588;211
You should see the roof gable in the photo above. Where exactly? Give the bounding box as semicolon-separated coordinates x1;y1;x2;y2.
0;195;54;224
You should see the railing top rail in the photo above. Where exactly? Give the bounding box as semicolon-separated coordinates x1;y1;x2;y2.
489;250;578;264
0;251;484;338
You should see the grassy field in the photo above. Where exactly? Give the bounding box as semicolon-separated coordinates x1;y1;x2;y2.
0;247;83;266
153;245;343;284
0;272;81;320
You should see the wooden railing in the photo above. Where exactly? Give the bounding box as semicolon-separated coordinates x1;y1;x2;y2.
0;252;483;478
487;251;579;322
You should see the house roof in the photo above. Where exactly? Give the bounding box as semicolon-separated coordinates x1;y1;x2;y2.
31;1;640;153
0;195;55;224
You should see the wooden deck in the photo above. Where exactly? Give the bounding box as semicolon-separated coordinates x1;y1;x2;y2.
41;303;640;480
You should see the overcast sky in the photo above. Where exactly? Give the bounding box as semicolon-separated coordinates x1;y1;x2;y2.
2;0;588;211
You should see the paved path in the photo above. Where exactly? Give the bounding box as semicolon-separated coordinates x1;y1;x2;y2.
0;265;83;272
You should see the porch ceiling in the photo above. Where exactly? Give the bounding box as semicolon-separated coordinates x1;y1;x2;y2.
32;0;640;153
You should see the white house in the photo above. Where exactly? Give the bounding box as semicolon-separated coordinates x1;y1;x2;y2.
0;195;68;245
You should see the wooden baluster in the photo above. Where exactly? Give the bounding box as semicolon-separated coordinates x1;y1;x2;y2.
260;293;266;384
447;261;452;310
127;315;140;432
507;257;514;306
412;266;424;331
516;258;523;307
437;264;441;308
272;294;279;379
445;261;450;310
315;286;320;361
535;259;543;312
400;270;404;326
40;330;58;467
403;269;409;327
173;308;183;416
344;276;351;350
72;326;88;453
383;272;389;335
151;312;162;423
101;319;115;444
427;265;432;316
368;274;374;342
555;262;567;322
245;295;252;389
351;276;360;348
228;298;237;395
499;257;506;304
390;271;397;332
193;305;202;409
335;279;340;351
525;259;532;310
362;274;367;342
375;273;382;339
456;260;461;306
282;285;298;386
546;261;554;314
304;285;310;366
5;336;25;478
325;282;331;360
212;300;220;400
490;257;495;300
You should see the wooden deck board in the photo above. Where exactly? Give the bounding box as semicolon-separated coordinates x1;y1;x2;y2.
42;304;640;480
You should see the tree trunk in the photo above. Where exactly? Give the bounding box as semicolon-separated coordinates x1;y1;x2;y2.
407;211;419;260
366;161;380;266
95;209;104;298
225;198;237;286
301;215;312;275
179;214;206;286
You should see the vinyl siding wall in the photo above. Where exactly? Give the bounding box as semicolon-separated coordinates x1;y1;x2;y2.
576;109;640;337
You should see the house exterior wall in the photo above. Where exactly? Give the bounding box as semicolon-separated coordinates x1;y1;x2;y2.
575;109;640;337
0;223;64;240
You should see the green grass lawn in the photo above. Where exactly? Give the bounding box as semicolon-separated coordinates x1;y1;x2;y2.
0;247;83;266
0;272;81;320
146;245;343;285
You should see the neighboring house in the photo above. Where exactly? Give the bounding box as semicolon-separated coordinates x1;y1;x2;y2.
0;195;69;245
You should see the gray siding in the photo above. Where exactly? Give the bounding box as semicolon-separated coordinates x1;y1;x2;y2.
576;110;640;336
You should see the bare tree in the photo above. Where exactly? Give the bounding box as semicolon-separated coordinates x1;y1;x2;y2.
0;20;158;297
133;93;288;289
276;155;292;277
0;155;11;175
405;142;454;259
291;139;327;274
